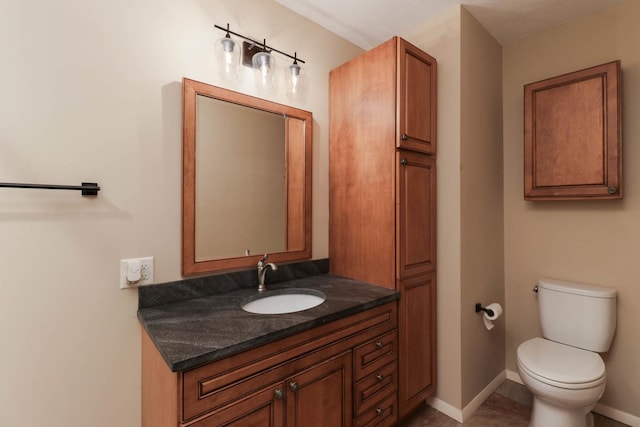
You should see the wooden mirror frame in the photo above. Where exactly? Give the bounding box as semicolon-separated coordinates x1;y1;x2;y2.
182;78;312;275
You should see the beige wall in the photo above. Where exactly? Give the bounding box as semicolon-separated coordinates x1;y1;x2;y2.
459;8;504;407
0;0;362;425
504;0;640;419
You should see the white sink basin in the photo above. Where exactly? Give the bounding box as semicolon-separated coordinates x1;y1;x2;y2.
242;288;326;314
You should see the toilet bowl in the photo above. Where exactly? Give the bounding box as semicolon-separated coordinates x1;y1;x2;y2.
517;337;606;427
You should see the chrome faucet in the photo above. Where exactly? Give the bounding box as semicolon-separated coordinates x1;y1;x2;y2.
257;254;277;292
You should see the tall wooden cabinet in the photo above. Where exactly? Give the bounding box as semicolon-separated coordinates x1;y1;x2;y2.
329;36;437;419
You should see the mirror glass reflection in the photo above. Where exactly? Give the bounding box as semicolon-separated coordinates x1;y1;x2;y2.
195;96;286;260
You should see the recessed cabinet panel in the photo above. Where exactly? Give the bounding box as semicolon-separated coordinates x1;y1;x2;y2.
398;273;436;410
285;352;352;427
398;39;437;154
524;60;622;200
397;152;436;279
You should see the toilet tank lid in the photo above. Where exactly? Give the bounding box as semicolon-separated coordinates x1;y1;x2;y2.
538;278;617;298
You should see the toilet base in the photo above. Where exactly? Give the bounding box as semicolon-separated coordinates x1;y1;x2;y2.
529;397;595;427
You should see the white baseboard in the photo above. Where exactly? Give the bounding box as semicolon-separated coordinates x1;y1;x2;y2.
426;371;506;423
461;371;506;421
426;395;464;423
594;402;640;427
506;368;523;384
506;369;640;427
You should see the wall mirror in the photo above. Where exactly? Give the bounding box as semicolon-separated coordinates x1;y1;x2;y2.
182;78;312;275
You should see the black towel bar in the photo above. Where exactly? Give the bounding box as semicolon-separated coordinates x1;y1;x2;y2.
0;182;100;196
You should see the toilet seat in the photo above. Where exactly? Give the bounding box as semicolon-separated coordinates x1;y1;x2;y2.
517;338;605;390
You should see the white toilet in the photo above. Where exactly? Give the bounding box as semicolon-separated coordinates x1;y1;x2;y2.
516;278;617;427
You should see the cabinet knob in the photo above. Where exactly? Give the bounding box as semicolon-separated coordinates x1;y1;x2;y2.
274;388;283;400
400;158;408;165
401;133;409;141
289;381;298;392
376;408;384;416
608;186;617;194
376;373;384;382
376;340;384;348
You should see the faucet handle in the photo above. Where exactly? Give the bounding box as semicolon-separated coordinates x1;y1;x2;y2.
258;254;268;266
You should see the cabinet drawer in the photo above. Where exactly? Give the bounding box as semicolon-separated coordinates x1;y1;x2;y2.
188;382;285;427
353;393;398;427
354;331;398;381
183;346;343;421
354;361;397;416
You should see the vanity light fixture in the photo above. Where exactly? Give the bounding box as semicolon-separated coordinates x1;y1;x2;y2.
214;23;241;81
213;24;307;98
252;39;277;92
286;52;305;99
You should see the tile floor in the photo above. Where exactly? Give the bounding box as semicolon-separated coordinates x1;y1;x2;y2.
398;380;629;427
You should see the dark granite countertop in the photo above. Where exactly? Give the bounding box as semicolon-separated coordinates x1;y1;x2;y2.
138;273;398;372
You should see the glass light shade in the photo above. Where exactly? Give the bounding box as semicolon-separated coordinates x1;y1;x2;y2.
252;51;277;92
215;36;240;80
286;62;306;99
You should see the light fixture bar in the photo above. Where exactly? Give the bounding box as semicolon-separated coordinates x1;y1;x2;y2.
214;24;306;64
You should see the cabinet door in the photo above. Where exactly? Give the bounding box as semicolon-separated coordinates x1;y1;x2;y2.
398;273;436;418
396;151;436;280
524;60;622;200
285;351;352;427
190;383;285;427
397;38;437;155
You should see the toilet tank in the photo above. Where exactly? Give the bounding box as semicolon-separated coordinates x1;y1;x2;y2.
538;278;617;352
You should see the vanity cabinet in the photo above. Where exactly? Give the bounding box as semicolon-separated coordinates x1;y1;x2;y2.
330;36;437;419
142;302;398;427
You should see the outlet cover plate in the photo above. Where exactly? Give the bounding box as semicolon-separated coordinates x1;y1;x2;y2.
120;256;154;289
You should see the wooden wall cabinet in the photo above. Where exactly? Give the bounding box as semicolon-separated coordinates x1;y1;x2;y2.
524;60;622;200
142;302;398;427
330;36;437;419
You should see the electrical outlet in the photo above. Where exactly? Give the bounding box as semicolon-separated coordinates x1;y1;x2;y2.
120;256;154;289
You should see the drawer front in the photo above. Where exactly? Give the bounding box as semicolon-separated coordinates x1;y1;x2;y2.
354;331;398;381
183;347;337;421
353;361;397;416
188;383;285;427
353;393;398;427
